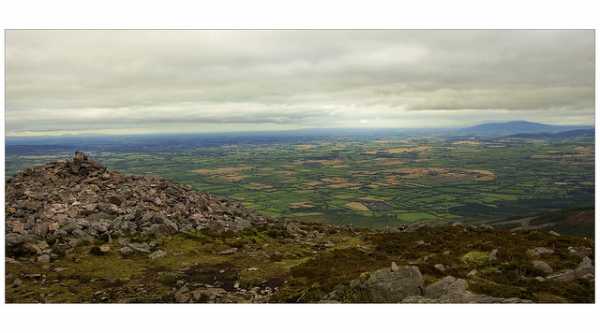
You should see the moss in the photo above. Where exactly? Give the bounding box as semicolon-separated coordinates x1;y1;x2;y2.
5;223;595;303
237;257;310;289
183;262;240;290
462;251;490;266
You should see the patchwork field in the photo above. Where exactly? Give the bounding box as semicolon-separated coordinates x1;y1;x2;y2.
5;133;594;228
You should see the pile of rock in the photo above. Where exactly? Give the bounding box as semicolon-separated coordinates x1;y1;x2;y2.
5;152;275;259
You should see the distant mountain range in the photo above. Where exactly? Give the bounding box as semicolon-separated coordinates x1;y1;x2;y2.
502;128;595;140
6;121;594;144
458;121;592;137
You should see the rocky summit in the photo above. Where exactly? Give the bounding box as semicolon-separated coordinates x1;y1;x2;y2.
6;152;271;257
5;153;595;303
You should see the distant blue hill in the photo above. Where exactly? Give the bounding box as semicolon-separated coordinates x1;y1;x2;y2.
502;128;595;140
459;121;592;137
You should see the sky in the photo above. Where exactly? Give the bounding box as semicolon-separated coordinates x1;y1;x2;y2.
5;30;595;136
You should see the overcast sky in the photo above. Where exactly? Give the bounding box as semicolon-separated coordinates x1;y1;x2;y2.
5;30;595;136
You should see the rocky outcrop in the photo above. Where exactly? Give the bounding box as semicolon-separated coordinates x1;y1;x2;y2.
5;152;274;259
323;263;423;303
324;264;532;303
362;265;424;302
547;256;595;282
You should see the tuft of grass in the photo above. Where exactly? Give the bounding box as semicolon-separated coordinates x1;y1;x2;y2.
462;251;490;266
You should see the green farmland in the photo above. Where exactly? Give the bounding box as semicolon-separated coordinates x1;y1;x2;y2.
5;134;594;228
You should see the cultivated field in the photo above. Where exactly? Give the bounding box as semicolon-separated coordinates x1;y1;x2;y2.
6;133;594;228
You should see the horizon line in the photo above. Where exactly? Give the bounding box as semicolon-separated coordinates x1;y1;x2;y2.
4;120;595;139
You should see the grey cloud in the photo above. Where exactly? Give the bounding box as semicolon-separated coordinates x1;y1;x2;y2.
5;30;595;135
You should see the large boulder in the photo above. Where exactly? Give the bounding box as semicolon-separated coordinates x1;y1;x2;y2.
324;264;424;303
408;275;533;303
362;265;424;302
424;276;467;299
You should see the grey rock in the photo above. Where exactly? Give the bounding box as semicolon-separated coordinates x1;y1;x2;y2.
191;288;227;302
467;269;478;277
219;248;239;255
174;287;190;303
568;246;593;258
91;221;110;233
531;260;553;274
526;247;554;257
489;249;498;261
547;269;577;282
119;247;134;256
23;242;44;255
575;256;594;278
6;233;25;247
549;257;595;282
424;276;468;300
407;276;532;303
362;265;424;302
37;254;50;263
128;242;151;253
149;249;167;260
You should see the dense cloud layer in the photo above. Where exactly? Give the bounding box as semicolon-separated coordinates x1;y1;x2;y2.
6;30;595;135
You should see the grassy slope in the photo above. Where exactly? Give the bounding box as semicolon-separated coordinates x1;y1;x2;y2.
6;224;594;303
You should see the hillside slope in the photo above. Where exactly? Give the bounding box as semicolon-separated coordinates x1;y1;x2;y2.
460;121;589;137
5;153;595;303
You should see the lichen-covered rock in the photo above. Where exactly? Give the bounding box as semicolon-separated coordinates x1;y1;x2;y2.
324;265;424;303
362;265;424;302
